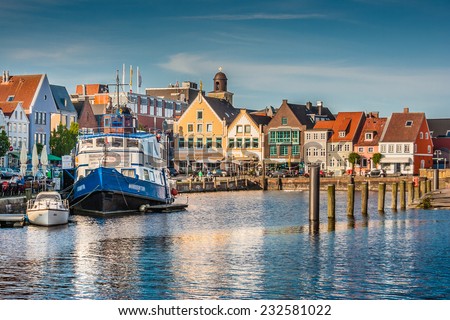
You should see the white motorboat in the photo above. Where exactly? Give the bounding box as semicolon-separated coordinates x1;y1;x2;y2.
27;191;69;226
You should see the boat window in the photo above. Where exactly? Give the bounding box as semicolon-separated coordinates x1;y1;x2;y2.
143;169;150;181
96;138;106;147
127;139;139;148
85;169;93;176
149;171;155;182
104;117;110;127
121;169;136;178
82;139;93;149
112;137;123;147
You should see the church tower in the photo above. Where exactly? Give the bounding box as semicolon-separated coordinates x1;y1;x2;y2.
207;67;234;104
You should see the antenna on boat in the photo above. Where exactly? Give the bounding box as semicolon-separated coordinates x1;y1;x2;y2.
107;69;129;114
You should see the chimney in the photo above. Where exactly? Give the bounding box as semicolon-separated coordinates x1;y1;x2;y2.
306;101;312;110
404;107;409;113
282;99;288;105
316;100;323;107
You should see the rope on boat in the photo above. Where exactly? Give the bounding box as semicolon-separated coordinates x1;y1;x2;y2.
69;185;100;209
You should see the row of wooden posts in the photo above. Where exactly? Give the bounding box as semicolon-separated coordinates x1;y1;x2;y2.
309;165;436;222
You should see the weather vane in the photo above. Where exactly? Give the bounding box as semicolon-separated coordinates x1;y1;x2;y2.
218;66;223;72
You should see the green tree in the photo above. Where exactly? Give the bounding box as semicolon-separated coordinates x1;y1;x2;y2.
348;152;361;172
0;131;10;157
50;123;79;157
372;153;382;169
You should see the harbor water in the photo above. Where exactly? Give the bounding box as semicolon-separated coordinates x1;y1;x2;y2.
0;190;449;299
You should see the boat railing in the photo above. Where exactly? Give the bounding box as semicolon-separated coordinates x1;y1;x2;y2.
27;198;69;210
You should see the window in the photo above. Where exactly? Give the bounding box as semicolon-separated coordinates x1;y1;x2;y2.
358;147;364;152
270;145;277;156
197;124;203;132
244;125;251;133
306;133;311;140
344;144;350;152
339;131;346;137
252;138;259;148
121;169;136;178
307;148;311;156
268;130;299;144
187;124;193;132
425;132;429;139
292;145;299;155
380;145;386;153
188;138;194;149
320;133;326;140
420;132;423;139
405;120;413;127
236;125;243;133
404;144;410;153
178;138;185;148
244;138;251;148
313;133;318;140
206;124;212;132
281;117;288;125
365;132;373;140
330;144;335;152
313;148;318;156
337;145;343;152
368;147;374;153
330;158;335;167
216;137;222;148
280;145;288;156
206;138;212;149
197;110;203;120
196;138;203;149
320;148;325;156
236;138;242;148
228;138;235;148
7;95;14;102
428;145;431;153
388;144;394;153
396;144;402;153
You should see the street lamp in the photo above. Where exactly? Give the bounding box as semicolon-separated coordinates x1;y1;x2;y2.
434;150;442;169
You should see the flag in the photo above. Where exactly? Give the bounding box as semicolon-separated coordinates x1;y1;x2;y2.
129;65;133;93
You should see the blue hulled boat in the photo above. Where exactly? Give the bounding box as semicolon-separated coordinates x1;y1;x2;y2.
71;110;174;215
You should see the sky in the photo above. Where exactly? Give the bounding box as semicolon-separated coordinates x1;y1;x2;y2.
1;0;450;118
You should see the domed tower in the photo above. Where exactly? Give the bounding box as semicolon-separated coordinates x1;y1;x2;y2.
207;67;234;104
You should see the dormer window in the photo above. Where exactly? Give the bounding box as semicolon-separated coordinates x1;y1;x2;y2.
405;120;413;127
339;131;346;138
7;95;14;101
281;117;288;125
365;132;373;140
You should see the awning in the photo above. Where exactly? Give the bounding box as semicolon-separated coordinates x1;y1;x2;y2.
380;157;411;164
48;154;62;161
8;151;20;158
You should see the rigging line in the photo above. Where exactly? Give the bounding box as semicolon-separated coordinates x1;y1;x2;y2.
69;185;100;209
115;171;129;208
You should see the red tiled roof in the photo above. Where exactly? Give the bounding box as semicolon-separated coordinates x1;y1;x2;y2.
0;101;21;115
381;112;425;142
329;112;365;142
0;74;43;111
355;116;387;146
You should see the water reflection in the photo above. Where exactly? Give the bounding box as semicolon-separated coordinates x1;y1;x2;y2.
0;190;449;299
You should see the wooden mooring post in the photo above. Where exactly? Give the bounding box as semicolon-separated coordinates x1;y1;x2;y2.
347;183;355;217
391;182;398;211
378;182;386;213
328;184;335;220
361;182;368;216
408;181;414;205
309;165;320;222
399;180;406;210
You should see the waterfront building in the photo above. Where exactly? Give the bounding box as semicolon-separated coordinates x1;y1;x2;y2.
226;109;271;174
353;112;387;174
0;102;29;167
427;118;450;168
49;85;77;131
0;71;75;156
72;98;98;132
145;81;202;107
316;112;366;175
379;108;433;175
304;126;332;172
264;99;334;170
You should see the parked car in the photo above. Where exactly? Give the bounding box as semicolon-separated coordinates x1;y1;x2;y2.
0;167;15;178
303;170;326;178
268;169;292;178
365;169;386;177
168;167;179;177
212;169;227;177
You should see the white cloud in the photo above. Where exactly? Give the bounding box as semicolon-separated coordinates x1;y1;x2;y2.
181;13;327;21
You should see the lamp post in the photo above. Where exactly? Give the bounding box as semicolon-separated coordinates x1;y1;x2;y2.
434;150;442;169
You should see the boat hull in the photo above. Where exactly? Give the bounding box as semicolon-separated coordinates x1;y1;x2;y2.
27;209;69;226
71;167;170;215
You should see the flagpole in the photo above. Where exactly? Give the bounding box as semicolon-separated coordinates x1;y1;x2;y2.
122;64;125;89
129;65;133;93
137;66;139;94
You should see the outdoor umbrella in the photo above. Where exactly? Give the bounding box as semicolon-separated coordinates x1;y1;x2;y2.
41;146;48;177
20;143;27;176
31;143;39;177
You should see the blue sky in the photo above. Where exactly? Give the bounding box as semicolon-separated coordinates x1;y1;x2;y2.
1;0;450;118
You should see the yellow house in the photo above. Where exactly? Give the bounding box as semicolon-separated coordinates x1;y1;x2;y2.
173;91;238;173
226;109;270;174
